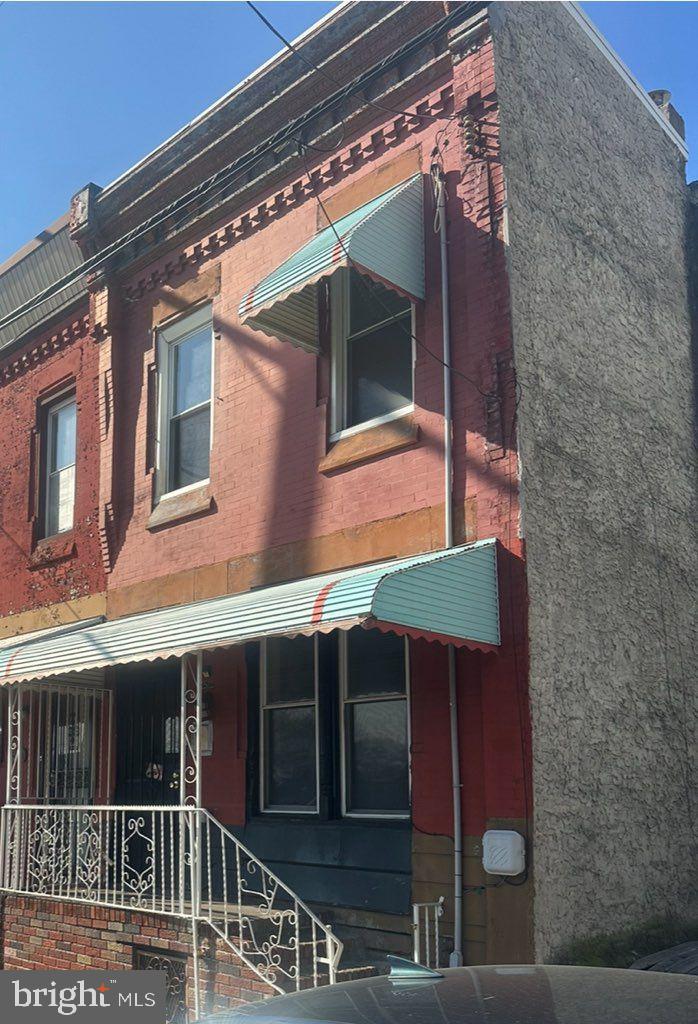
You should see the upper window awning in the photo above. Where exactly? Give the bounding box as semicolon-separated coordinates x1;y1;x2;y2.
238;175;425;353
0;541;499;685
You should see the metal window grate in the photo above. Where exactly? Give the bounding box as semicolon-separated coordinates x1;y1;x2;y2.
8;677;112;806
135;948;187;1024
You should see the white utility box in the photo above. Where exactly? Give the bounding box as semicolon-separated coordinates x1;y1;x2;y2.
482;830;526;876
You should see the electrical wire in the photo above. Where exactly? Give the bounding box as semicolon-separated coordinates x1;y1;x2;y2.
0;3;482;339
246;1;467;125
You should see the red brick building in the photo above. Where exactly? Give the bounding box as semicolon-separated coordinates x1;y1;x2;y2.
0;4;695;1021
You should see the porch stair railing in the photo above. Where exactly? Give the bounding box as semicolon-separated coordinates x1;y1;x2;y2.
0;805;343;994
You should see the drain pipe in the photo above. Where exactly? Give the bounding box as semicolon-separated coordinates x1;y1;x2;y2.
431;162;463;967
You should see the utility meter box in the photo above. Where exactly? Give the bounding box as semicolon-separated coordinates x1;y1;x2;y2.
482;830;525;876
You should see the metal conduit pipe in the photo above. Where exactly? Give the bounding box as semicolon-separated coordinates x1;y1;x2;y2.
431;163;463;967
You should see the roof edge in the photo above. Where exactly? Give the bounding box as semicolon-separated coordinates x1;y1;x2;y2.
0;213;71;278
100;1;351;199
563;1;688;158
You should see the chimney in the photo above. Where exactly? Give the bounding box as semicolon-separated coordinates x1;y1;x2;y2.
649;89;686;140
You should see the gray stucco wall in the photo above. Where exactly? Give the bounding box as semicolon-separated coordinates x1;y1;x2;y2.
490;2;697;958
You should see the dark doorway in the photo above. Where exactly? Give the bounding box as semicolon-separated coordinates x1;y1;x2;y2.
115;661;181;805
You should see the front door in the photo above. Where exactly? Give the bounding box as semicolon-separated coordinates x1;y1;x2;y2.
115;662;181;805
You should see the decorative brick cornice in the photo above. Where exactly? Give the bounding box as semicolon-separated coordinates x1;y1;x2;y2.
0;315;90;385
448;8;491;64
123;84;453;302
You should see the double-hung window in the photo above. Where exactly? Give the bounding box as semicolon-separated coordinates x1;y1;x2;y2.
258;628;410;819
43;394;77;537
260;636;319;813
331;269;414;438
340;629;410;817
157;305;213;498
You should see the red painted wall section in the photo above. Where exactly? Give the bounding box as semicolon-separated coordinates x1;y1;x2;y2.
409;628;528;839
202;646;247;825
410;639;452;836
0;309;105;621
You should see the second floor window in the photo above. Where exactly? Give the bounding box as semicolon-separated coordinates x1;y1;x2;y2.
43;394;76;537
157;304;213;497
331;269;413;438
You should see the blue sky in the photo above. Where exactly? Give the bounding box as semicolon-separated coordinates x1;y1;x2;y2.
1;2;695;264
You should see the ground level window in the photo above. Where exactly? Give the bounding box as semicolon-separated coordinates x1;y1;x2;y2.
260;635;318;812
134;949;187;1024
340;628;410;817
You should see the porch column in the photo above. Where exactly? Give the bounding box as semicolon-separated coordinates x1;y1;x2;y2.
179;651;203;808
179;651;203;1020
5;683;21;805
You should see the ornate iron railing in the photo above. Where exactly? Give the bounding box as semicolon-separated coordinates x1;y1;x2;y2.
197;810;342;991
0;805;342;993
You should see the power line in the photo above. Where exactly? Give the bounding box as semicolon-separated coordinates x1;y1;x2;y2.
0;3;482;339
298;142;495;399
246;1;465;125
250;1;491;395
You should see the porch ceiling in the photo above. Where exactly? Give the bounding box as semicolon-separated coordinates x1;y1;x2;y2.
0;540;500;684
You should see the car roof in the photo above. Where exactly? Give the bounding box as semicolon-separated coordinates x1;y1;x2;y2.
202;964;698;1024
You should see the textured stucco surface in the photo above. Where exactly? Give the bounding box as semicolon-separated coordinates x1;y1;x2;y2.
491;2;698;958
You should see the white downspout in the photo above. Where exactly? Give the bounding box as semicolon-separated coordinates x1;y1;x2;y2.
432;163;463;967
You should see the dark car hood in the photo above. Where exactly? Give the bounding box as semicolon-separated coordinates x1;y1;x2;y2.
203;965;698;1024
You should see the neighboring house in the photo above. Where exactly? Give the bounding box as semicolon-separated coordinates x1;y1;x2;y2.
0;3;695;1021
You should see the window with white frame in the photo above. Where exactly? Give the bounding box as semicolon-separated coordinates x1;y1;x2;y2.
43;394;77;537
157;304;213;497
257;628;410;819
260;635;319;813
340;628;410;817
331;269;414;438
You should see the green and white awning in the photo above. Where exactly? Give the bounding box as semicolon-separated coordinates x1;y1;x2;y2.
238;175;424;352
0;541;500;685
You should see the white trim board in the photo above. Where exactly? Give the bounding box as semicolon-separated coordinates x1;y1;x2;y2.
564;2;688;159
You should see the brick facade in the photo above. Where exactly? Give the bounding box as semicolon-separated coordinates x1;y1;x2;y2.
0;307;105;626
0;3;535;998
1;897;274;1013
105;64;516;596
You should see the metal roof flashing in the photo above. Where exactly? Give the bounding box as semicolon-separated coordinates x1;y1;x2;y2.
0;222;87;354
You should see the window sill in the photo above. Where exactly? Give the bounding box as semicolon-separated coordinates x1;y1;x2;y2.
248;813;411;829
147;482;214;531
30;532;76;569
319;413;419;473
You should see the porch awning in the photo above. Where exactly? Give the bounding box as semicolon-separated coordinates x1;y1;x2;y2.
0;540;499;685
238;175;424;352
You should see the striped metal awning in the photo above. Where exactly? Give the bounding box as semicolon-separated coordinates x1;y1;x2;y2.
238;175;424;352
0;541;499;685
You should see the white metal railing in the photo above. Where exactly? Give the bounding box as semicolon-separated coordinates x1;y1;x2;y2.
6;680;112;806
412;896;444;968
0;805;342;993
197;810;342;991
